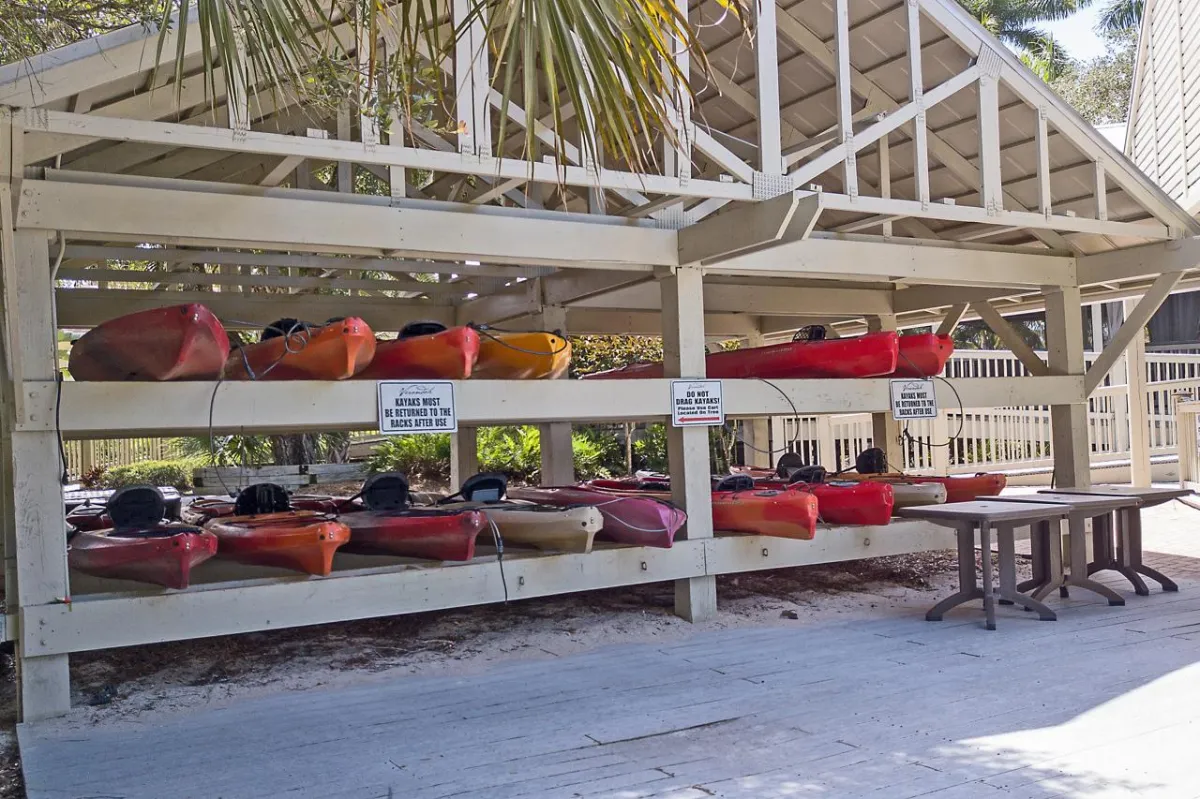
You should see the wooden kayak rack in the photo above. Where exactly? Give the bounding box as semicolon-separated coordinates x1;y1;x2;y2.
2;0;1196;721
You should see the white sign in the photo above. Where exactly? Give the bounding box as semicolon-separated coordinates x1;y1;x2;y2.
671;380;724;427
377;381;458;435
890;378;939;420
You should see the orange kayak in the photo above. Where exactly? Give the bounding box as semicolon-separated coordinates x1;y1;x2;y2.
473;331;571;379
358;325;480;380
854;472;1007;504
224;318;376;380
587;480;818;540
206;511;350;575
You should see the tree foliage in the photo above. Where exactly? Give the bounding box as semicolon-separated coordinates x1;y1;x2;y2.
1049;29;1137;124
956;0;1091;80
0;0;156;64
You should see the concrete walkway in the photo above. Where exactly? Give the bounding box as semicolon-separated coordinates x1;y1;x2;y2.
19;498;1200;799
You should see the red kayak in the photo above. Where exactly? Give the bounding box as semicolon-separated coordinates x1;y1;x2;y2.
339;508;488;560
224;317;376;380
183;494;341;525
586;477;818;539
68;304;230;381
851;473;1007;504
67;486;218;589
508;486;686;548
584;331;899;380
357;324;480;380
754;479;895;525
893;333;955;378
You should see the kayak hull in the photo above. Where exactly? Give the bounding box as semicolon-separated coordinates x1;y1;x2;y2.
358;326;480;380
183;495;342;526
69;526;218;589
340;508;487;560
438;502;601;552
584;332;899;380
508;486;685;548
856;473;1007;504
224;318;376;380
68;304;230;382
473;332;571;379
586;480;818;539
893;333;955;378
755;480;896;526
206;512;351;575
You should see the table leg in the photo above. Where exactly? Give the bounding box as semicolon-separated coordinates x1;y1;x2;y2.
1066;514;1125;606
998;524;1017;605
926;523;983;623
1090;510;1116;572
1031;519;1068;602
1124;509;1178;593
980;523;996;631
1018;520;1049;594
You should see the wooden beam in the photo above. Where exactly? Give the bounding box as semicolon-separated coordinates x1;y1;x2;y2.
1044;285;1090;488
755;0;783;174
970;300;1049;376
936;303;968;336
1084;272;1182;394
678;191;822;265
834;0;858;197
1078;239;1200;284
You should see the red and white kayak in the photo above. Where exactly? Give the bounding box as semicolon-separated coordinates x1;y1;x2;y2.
586;478;818;539
508;486;686;548
852;473;1006;504
357;325;480;380
68;304;230;381
752;479;895;526
584;331;899;380
892;333;955;378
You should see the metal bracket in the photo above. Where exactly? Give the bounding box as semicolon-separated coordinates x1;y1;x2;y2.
752;172;792;200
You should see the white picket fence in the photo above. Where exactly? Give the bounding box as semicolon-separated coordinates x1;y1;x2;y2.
769;350;1200;475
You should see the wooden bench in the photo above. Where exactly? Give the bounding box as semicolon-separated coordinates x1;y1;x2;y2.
896;501;1071;630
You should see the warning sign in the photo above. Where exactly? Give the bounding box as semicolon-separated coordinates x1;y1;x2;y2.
890;379;938;420
377;381;458;435
671;380;724;427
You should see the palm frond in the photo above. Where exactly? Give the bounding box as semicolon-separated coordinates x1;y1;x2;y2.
1097;0;1143;32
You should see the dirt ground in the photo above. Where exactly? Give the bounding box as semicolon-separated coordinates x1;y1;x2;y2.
0;546;999;799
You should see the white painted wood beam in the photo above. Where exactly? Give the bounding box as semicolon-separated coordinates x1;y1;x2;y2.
755;0;783;174
678;191;822;265
935;302;969;336
908;0;930;207
970;300;1050;375
17;180;677;269
572;283;893;317
879;134;893;236
1077;238;1200;283
834;0;858;198
1083;271;1182;394
1036;108;1052;217
1044;285;1090;488
260;155;305;187
56;267;455;296
977;58;1003;214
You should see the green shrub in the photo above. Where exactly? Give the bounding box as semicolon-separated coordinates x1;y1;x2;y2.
99;457;205;491
367;434;452;479
633;424;669;473
478;426;542;481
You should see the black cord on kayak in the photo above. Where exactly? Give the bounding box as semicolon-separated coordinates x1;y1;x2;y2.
482;512;508;603
54;373;69;485
726;377;802;460
468;323;571;357
895;351;965;456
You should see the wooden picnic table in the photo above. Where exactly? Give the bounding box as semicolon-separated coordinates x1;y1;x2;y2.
897;501;1071;630
981;492;1138;606
1043;486;1194;595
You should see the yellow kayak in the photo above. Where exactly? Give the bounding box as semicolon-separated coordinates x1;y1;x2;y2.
473;331;571;379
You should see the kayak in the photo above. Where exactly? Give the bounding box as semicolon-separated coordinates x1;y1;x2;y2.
472;331;571;379
339;507;488;560
586;479;819;540
849;479;945;508
754;479;896;526
357;325;480;380
853;473;1007;504
224;317;376;380
67;304;230;381
66;486;183;523
206;511;351;575
583;331;899;380
183;494;342;525
507;486;686;548
893;333;955;378
66;486;218;589
437;502;601;553
70;525;218;589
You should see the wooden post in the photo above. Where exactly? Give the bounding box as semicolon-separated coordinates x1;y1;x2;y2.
662;266;716;622
6;231;71;720
931;411;951;474
538;306;573;485
744;329;773;468
79;439;96;476
450;427;478;489
1045;286;1091;489
868;315;902;469
1124;297;1151;487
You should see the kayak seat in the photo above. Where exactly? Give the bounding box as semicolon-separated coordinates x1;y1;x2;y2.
400;321;449;339
107;485;167;530
855;447;888;475
361;472;411;511
792;325;827;342
234;483;293;516
714;474;755;492
260;318;311;342
787;465;828;485
776;451;806;478
456;473;509;504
